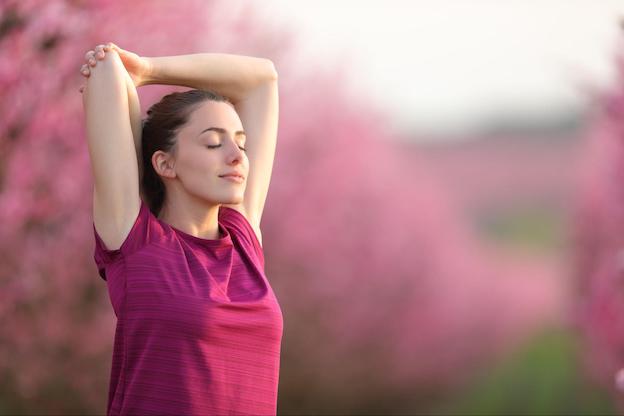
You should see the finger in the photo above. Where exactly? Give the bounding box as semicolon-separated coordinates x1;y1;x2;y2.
94;45;105;59
85;51;96;66
80;64;90;76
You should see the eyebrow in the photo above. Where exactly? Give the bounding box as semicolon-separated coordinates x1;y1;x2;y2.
198;127;246;138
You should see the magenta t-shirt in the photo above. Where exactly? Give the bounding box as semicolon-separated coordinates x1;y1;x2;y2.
92;198;284;415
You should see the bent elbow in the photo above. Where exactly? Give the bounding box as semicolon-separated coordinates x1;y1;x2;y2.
264;59;278;81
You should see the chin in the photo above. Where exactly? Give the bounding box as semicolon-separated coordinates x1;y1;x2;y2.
224;194;244;204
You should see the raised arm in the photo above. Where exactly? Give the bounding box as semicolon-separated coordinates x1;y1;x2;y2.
124;68;145;199
82;48;141;251
142;53;276;105
80;42;143;197
141;53;279;233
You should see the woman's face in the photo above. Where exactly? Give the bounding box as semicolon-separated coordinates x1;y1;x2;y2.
156;100;249;205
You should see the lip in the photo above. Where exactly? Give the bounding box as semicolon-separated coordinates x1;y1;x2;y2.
220;174;244;183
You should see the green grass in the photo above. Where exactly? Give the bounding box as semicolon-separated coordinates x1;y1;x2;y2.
428;327;617;415
473;205;567;254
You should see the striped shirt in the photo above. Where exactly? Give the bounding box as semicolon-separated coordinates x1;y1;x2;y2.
93;199;283;415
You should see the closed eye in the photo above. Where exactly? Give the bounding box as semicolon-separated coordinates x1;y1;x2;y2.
206;144;246;152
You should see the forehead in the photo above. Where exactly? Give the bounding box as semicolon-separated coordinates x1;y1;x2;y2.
188;100;243;132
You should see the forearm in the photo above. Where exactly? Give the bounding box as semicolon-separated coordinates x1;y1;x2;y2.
89;54;145;200
123;72;144;194
83;52;137;196
142;53;277;104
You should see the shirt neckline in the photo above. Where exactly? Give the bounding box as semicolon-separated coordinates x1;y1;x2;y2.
148;202;233;248
166;221;232;247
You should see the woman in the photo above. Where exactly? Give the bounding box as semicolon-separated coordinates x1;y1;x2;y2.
79;42;282;415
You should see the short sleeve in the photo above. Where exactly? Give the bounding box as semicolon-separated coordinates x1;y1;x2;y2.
219;207;265;268
93;199;154;281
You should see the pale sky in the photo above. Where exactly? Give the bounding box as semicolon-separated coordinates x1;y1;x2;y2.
240;1;623;137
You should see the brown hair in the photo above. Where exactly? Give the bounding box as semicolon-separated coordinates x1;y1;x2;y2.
141;89;232;217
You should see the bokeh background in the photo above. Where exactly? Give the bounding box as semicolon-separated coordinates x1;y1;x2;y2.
1;0;624;414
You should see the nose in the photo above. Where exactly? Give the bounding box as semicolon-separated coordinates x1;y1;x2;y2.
225;139;245;163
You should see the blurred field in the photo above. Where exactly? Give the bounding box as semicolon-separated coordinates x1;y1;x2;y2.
416;131;583;255
430;328;616;415
410;129;617;413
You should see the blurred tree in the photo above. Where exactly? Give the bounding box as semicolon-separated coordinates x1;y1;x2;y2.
572;32;624;412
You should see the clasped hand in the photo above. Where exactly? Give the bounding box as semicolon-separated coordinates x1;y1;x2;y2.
78;42;151;93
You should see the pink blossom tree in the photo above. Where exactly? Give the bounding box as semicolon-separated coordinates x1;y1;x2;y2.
571;32;624;411
268;68;565;413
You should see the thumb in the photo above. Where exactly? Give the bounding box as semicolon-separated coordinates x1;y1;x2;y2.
107;42;125;55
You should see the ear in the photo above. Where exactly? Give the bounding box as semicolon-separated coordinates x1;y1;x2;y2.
152;150;177;179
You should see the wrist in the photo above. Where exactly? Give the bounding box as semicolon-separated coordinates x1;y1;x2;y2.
140;56;156;87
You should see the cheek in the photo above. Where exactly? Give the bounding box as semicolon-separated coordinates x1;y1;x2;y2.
175;158;219;188
181;151;217;172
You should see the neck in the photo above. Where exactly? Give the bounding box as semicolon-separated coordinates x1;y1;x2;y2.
158;194;221;240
